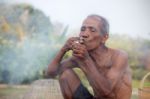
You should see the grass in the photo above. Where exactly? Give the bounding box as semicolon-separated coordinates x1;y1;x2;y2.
132;94;138;99
132;79;150;88
132;80;150;99
0;84;29;99
0;84;138;99
0;87;26;95
132;80;140;88
0;79;150;99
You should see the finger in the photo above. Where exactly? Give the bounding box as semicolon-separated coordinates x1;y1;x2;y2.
72;42;81;48
72;44;86;51
72;49;84;54
68;39;77;48
70;38;79;48
69;37;79;42
73;53;84;58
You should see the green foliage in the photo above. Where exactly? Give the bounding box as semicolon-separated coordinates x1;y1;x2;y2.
107;34;150;82
132;68;149;81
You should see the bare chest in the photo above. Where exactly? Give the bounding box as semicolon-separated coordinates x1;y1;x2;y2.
91;52;113;75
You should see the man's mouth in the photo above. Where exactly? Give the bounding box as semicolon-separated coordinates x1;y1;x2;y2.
79;37;84;44
75;37;88;45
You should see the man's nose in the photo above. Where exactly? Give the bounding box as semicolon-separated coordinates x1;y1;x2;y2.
80;31;89;38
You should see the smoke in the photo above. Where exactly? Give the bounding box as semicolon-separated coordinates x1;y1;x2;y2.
0;27;67;84
0;3;68;84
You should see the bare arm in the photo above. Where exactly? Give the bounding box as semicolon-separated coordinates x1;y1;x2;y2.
45;47;66;78
45;37;78;78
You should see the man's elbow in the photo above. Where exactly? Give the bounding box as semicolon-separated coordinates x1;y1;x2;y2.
44;70;58;78
104;90;110;95
100;87;115;98
101;91;115;98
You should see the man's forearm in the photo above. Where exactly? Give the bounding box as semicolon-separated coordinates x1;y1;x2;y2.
79;57;113;97
46;47;67;77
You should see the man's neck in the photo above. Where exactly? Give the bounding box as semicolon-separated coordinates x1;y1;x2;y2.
89;44;108;57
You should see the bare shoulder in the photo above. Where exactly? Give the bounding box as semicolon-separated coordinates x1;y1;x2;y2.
110;48;129;68
111;48;128;60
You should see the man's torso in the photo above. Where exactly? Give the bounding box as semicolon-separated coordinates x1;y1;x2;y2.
76;48;132;99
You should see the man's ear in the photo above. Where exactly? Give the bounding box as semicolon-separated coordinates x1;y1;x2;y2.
103;34;109;42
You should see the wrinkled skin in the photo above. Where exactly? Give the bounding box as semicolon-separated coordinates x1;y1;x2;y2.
46;16;132;99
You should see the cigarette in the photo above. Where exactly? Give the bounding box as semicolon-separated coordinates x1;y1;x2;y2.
74;40;79;44
74;37;84;44
79;37;84;44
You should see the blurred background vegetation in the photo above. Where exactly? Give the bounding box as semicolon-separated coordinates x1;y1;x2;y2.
0;3;68;84
0;2;150;99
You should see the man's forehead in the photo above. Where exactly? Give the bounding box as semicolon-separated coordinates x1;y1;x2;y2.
82;17;101;28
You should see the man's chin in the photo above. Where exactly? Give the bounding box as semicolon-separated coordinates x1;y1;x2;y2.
87;47;95;51
87;45;99;51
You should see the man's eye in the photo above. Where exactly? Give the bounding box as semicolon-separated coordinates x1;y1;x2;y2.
90;28;96;32
81;27;85;31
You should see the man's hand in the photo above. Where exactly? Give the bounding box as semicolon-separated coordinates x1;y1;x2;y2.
72;42;89;60
62;37;79;52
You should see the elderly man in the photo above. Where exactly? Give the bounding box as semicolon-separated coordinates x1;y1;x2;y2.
46;14;132;99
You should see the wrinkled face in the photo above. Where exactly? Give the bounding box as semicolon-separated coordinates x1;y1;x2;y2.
79;17;107;51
